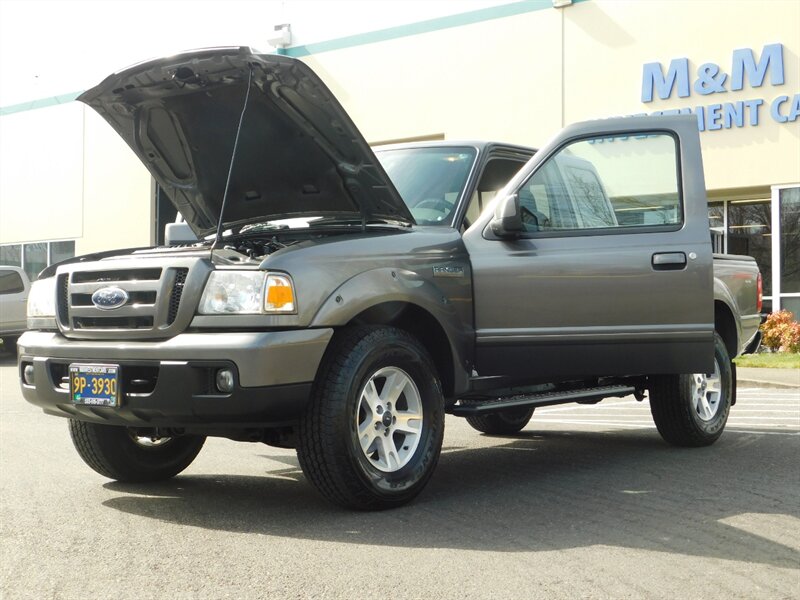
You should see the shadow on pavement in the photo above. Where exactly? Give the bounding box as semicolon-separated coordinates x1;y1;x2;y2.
104;427;799;568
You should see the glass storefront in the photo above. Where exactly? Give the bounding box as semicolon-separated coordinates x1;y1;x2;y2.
710;186;800;315
778;187;800;315
726;199;772;297
0;240;75;281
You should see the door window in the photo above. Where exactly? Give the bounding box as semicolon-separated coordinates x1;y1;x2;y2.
518;133;682;234
0;270;24;294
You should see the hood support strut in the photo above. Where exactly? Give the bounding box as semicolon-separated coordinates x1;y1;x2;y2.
211;64;254;250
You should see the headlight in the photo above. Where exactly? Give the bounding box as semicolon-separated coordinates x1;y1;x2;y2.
198;271;296;315
27;277;57;318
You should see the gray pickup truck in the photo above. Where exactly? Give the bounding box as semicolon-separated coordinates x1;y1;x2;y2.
19;48;762;510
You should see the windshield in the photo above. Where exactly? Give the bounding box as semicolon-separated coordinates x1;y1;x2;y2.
375;146;477;225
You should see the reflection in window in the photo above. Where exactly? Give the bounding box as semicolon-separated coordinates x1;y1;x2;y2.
0;240;75;281
50;241;76;266
23;242;47;282
0;244;21;267
709;203;724;253
518;133;680;233
780;188;800;294
727;200;771;295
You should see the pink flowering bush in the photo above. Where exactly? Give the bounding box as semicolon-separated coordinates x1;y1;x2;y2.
761;310;800;353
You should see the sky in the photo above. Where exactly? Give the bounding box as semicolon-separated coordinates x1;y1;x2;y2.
0;0;509;107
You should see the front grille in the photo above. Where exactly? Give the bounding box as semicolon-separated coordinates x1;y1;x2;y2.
166;268;188;326
57;274;69;327
70;291;157;307
73;316;154;329
72;268;162;283
57;259;204;339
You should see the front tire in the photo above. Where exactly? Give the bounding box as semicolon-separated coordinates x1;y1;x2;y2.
649;333;733;447
297;326;445;510
68;420;205;482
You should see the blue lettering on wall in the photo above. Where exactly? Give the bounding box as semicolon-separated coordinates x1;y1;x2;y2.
723;102;744;128
639;43;795;132
731;43;785;90
694;63;728;95
642;44;785;103
641;57;690;102
771;93;800;123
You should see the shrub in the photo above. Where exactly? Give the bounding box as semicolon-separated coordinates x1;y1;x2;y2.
760;310;800;353
781;321;800;353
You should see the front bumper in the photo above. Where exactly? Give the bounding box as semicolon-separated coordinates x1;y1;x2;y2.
18;329;333;428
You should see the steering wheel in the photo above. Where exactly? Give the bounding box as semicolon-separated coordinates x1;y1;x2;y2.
414;198;452;213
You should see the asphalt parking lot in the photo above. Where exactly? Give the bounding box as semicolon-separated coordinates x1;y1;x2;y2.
1;354;798;599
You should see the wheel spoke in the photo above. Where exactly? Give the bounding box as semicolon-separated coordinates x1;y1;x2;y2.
357;415;374;437
379;435;399;471
394;413;422;436
698;396;712;420
361;379;381;413
382;370;408;406
359;429;378;455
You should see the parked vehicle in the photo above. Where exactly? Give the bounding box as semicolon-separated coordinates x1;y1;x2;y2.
1;265;30;353
18;48;761;509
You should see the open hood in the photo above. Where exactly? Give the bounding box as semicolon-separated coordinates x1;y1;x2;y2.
79;47;414;235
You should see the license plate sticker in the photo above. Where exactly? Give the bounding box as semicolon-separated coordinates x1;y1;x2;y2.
70;364;119;407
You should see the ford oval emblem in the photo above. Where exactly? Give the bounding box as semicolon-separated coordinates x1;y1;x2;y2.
91;286;129;310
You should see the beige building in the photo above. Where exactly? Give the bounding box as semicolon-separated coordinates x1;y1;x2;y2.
1;0;798;310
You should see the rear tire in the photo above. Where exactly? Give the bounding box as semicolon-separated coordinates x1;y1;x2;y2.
297;326;444;510
68;420;205;482
1;336;19;355
649;333;732;447
465;406;535;435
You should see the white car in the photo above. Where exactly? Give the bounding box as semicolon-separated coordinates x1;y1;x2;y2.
0;266;30;352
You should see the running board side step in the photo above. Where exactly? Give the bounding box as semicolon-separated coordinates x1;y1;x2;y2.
448;385;637;416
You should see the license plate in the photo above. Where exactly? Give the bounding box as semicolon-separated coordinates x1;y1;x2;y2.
70;364;120;407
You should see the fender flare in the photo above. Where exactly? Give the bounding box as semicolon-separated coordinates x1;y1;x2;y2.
310;267;472;395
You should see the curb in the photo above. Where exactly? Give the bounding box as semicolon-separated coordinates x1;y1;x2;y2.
737;378;800;390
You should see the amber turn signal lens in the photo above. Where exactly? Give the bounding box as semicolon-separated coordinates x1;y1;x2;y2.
264;274;296;313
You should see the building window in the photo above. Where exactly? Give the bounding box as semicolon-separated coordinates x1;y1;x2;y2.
779;187;800;315
23;242;47;282
0;240;76;281
0;244;21;267
726;199;772;297
708;202;725;253
50;240;76;265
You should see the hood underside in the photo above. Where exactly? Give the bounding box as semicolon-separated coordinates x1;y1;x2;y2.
78;47;414;235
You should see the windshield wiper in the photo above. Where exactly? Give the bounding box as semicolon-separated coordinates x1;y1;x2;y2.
307;216;411;229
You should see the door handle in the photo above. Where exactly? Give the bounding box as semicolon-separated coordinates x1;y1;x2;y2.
652;252;687;270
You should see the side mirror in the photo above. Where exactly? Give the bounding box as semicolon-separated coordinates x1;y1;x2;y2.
490;194;523;239
165;222;198;245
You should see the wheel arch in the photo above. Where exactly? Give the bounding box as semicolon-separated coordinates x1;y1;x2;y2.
309;268;473;399
346;301;457;399
714;299;738;359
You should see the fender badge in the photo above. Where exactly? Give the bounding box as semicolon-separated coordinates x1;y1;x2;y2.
433;265;464;278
